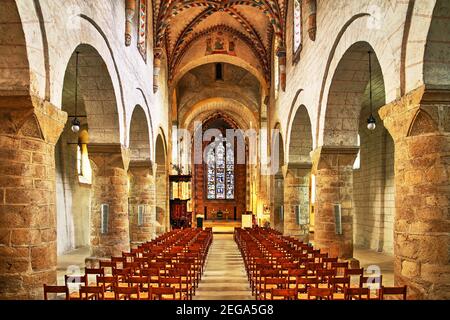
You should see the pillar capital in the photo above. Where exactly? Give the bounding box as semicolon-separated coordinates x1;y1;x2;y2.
129;159;153;174
0;95;67;144
379;85;450;142
89;143;130;171
283;162;312;178
311;146;359;174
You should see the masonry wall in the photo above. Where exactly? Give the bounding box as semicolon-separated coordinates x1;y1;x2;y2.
353;112;395;254
15;0;169;149
55;137;90;255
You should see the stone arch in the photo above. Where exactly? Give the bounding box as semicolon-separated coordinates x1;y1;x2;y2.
313;41;396;259
423;0;450;87
172;54;269;95
284;105;314;239
155;129;168;167
55;44;124;260
129;105;151;162
287;105;313;164
182;98;257;133
270;123;285;233
61;44;121;144
0;0;30;96
322;41;386;147
155;130;169;235
45;14;127;145
128;105;155;244
316;13;400;145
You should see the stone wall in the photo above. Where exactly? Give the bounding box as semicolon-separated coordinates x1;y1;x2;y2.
89;145;130;258
55;140;91;255
354;113;395;254
0;96;66;299
14;0;169;152
128;164;155;245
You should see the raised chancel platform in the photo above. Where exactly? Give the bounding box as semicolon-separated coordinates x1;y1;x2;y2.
203;220;242;234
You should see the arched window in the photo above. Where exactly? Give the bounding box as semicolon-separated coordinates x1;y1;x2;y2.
353;134;361;170
206;139;235;200
293;0;302;56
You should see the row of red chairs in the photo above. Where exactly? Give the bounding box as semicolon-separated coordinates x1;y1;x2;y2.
235;227;407;300
43;228;213;300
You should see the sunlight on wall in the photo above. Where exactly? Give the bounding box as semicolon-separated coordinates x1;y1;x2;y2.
77;143;92;184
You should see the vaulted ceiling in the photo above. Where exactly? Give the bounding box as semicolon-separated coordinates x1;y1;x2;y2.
152;0;287;84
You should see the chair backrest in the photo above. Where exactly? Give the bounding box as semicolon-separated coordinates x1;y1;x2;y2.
344;287;370;300
379;286;407;300
159;276;182;288
96;275;118;291
128;276;150;286
317;269;337;283
344;268;364;277
288;269;308;277
79;285;105;300
99;260;117;274
149;286;176;300
114;285;140;300
113;267;132;279
307;287;333;300
328;276;350;292
65;274;87;287
271;288;297;300
360;275;383;290
43;284;69;300
111;256;127;264
296;277;319;293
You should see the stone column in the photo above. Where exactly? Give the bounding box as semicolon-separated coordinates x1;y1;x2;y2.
128;160;156;246
311;146;359;259
0;96;67;299
379;86;450;299
273;174;284;233
283;164;311;241
88;144;130;258
155;164;169;235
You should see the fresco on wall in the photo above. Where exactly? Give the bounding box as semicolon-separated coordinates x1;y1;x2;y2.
206;32;237;56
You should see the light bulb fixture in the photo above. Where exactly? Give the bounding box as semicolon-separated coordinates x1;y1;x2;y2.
71;117;80;133
367;51;376;131
367;114;376;131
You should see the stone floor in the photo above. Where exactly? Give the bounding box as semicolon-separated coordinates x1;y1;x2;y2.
193;233;254;300
57;246;90;285
354;248;394;286
55;236;395;298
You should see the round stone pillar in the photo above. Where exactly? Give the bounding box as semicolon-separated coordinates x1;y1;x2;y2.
379;86;450;299
89;144;130;258
311;146;358;259
128;161;156;246
155;164;169;235
0;96;67;299
283;164;311;241
273;174;285;233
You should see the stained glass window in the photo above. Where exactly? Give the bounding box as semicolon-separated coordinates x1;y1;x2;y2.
293;0;302;54
206;139;235;200
207;148;216;200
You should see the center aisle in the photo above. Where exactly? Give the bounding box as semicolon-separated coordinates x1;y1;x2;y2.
193;233;254;300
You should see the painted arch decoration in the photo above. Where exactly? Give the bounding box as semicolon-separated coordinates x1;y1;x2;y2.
152;0;287;83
